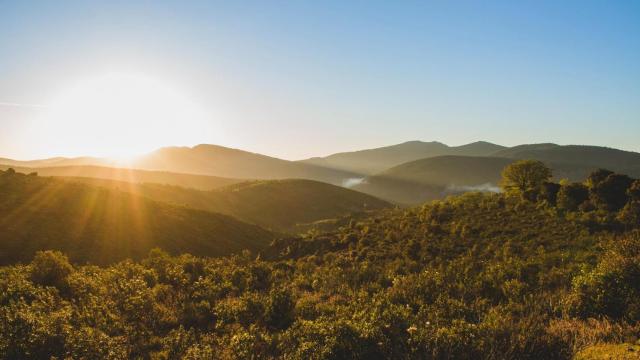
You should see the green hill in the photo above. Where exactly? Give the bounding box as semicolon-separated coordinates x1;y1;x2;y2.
61;178;392;233
0;169;275;265
0;164;241;190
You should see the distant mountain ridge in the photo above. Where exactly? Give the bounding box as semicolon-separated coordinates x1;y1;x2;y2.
300;140;507;174
2;141;640;205
129;144;361;185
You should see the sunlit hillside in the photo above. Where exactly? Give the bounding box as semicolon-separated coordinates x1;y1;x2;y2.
0;169;275;265
61;177;393;233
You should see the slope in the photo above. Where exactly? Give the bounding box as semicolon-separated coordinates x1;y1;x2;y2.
352;155;617;205
61;178;392;233
0;169;275;265
300;140;507;174
491;144;640;177
131;144;361;185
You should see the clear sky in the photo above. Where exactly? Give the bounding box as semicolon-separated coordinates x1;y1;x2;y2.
1;0;639;160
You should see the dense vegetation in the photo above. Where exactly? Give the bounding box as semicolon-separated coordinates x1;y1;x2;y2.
0;169;275;265
63;178;392;233
1;163;639;359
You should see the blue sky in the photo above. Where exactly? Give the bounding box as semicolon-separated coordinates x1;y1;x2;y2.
1;0;639;159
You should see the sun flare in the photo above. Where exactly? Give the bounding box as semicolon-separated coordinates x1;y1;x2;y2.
37;72;212;160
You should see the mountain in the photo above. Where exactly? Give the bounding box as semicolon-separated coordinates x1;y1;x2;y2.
353;156;513;204
300;140;507;174
0;156;112;168
0;169;276;265
61;178;392;233
131;144;361;185
491;144;640;177
0;164;241;190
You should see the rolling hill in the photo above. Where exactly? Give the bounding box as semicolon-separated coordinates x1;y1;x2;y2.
300;140;506;174
0;169;276;265
353;156;513;204
0;156;113;168
60;178;392;233
351;154;635;205
130;144;362;185
0;164;241;190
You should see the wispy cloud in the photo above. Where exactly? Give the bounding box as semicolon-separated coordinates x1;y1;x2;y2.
0;102;47;108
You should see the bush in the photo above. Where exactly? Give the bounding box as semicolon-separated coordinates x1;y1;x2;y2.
29;251;74;292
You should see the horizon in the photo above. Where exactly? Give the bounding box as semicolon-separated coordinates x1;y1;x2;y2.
3;139;638;164
2;1;639;160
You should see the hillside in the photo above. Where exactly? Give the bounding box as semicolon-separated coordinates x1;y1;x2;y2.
131;144;361;185
62;178;392;233
353;156;512;204
0;164;241;190
0;169;275;265
301;140;506;174
352;155;622;204
491;144;640;177
3;191;635;359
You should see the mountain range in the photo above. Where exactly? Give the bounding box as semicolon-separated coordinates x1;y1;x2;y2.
2;141;640;204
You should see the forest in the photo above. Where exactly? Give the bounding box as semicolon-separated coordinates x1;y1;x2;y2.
1;161;639;359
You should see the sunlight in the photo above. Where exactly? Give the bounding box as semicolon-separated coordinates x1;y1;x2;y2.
38;72;212;159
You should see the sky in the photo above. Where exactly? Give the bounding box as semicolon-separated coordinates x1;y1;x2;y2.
1;0;639;160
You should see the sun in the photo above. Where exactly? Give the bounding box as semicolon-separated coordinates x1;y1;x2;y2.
37;72;212;160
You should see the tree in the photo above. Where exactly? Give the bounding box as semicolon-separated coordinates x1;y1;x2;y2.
500;160;552;197
29;250;74;292
628;180;640;202
538;181;561;205
585;168;614;188
557;183;589;211
590;173;634;211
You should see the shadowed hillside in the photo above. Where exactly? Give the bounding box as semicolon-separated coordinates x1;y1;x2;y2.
491;144;640;177
301;140;506;174
352;155;630;205
62;178;392;233
0;169;275;265
353;156;513;204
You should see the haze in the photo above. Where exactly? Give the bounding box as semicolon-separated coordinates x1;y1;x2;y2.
1;1;639;160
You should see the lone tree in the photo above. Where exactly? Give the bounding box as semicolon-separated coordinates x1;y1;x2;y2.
500;160;552;198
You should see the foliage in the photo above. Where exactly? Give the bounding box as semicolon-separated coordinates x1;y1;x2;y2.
0;170;275;265
500;160;552;197
1;166;640;359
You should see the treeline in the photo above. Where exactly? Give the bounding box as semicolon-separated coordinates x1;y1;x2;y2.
500;160;640;230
